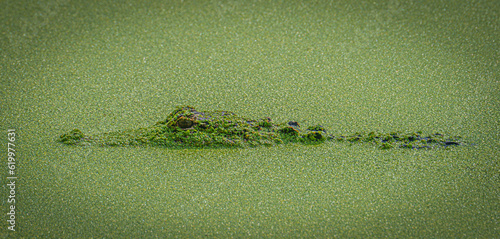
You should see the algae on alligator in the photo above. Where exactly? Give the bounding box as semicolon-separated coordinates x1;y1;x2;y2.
58;106;464;149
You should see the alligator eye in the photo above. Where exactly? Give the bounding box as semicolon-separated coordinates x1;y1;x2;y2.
176;117;194;128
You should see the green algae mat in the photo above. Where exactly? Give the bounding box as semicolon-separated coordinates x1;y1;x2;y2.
60;105;464;150
2;0;498;238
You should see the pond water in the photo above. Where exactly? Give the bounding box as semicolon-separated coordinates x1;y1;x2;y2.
1;0;498;237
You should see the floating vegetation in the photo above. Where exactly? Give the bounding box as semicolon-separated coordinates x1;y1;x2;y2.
58;106;464;149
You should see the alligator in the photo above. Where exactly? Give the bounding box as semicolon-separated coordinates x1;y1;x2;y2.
58;105;463;149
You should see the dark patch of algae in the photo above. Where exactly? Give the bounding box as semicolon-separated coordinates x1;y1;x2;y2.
59;106;464;149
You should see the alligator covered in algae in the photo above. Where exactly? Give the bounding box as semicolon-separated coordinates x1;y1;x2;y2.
59;106;463;149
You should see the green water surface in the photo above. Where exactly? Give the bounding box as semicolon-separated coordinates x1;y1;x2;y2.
1;0;498;237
